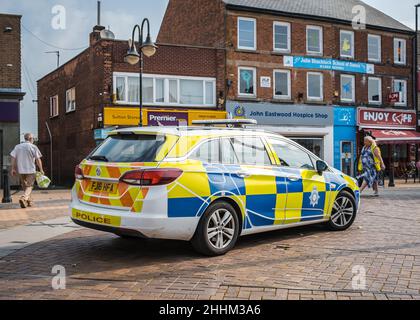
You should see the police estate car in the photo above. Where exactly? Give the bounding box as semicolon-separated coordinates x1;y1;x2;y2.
70;120;360;256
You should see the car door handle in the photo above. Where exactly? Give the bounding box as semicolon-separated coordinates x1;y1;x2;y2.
236;171;251;178
287;175;300;181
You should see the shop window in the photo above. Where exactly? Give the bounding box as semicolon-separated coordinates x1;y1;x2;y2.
306;26;323;55
307;72;323;101
238;67;256;97
230;136;271;166
340;74;355;102
65;87;76;113
268;138;315;170
274;70;291;99
368;77;382;104
238;17;256;50
273;22;291;52
394;38;406;65
113;73;216;107
393;80;407;106
50;95;59;118
340;30;354;59
368;34;381;62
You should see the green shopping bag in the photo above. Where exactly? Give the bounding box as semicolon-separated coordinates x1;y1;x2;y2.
36;172;51;189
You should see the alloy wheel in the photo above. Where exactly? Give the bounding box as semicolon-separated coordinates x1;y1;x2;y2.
330;196;355;228
206;209;236;250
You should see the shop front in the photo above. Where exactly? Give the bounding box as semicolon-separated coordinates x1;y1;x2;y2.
334;107;357;177
357;107;420;182
226;101;334;165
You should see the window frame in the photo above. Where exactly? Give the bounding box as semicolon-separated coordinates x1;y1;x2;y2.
340;74;356;103
340;30;355;59
393;79;407;107
306;25;323;56
113;72;216;108
237;17;257;51
65;87;76;113
238;66;257;97
273;21;291;53
306;72;324;101
49;95;59;118
394;38;407;65
273;69;291;100
368;77;382;105
367;34;381;63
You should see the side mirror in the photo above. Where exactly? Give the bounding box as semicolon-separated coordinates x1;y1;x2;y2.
316;160;328;175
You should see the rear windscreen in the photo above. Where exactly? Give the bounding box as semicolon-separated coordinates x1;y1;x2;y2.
88;134;166;163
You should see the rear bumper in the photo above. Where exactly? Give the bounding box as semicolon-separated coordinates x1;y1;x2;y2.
70;188;200;241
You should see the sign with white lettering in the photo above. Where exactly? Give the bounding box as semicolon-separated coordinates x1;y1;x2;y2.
357;107;416;129
284;56;375;74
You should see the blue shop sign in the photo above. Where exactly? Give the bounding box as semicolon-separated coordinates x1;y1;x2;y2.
334;107;356;126
284;56;375;74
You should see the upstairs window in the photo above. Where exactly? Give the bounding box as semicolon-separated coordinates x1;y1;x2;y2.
393;80;407;107
306;26;323;55
340;74;355;102
273;22;291;52
65;87;76;113
368;34;381;62
368;77;382;104
307;72;323;101
238;17;256;50
113;73;216;107
340;30;354;58
238;67;256;97
50;95;59;118
273;70;291;99
394;38;406;65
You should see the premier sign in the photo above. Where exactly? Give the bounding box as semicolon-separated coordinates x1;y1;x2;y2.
357;107;416;129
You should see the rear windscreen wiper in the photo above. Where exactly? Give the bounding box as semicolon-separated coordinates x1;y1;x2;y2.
88;155;109;162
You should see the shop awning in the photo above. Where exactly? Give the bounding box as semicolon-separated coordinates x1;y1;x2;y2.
369;129;420;145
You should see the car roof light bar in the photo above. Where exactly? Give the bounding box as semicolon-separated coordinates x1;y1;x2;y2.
191;119;258;128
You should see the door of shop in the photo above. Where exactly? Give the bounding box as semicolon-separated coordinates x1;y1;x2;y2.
341;141;354;177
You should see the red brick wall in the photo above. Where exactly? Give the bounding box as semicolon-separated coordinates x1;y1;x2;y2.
225;10;414;109
0;14;21;89
158;0;226;48
37;39;221;185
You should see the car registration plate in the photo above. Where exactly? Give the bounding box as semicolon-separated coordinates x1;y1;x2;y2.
88;181;118;194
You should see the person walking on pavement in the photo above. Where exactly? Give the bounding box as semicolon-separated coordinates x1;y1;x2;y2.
10;133;44;208
358;136;386;196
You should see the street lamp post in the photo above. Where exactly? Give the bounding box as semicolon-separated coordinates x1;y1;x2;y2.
124;19;157;127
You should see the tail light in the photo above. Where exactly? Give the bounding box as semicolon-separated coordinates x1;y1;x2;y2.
75;165;85;180
120;169;183;186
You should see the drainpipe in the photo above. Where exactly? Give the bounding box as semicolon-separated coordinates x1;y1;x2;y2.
45;122;53;184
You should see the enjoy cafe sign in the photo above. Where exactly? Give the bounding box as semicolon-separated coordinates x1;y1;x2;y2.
357;107;417;129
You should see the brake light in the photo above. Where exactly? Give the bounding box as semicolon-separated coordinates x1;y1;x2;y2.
75;165;84;180
120;169;183;186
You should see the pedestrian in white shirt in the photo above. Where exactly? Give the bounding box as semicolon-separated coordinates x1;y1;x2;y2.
10;133;44;208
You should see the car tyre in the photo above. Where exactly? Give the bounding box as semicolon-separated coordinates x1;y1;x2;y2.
191;201;240;256
328;190;357;231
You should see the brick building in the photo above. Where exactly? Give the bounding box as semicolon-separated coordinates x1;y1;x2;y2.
0;13;25;187
37;25;226;186
159;0;419;177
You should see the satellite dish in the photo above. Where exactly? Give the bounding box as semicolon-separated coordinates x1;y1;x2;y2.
100;28;115;40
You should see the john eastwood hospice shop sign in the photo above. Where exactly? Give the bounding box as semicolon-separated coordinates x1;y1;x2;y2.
226;102;333;126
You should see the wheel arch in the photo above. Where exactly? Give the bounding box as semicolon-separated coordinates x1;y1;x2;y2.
203;196;244;235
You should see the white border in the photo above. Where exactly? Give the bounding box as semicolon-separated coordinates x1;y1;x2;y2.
368;77;382;105
273;69;291;100
273;21;291;53
237;17;257;51
307;72;323;101
340;30;354;59
367;34;381;63
238;66;257;97
340;74;355;103
306;25;323;56
394;38;407;65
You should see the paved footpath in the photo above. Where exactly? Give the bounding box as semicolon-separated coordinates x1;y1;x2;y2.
1;187;420;300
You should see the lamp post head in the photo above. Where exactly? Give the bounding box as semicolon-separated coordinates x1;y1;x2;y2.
124;39;140;65
141;34;157;58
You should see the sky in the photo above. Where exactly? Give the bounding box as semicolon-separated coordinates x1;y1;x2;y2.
0;0;418;140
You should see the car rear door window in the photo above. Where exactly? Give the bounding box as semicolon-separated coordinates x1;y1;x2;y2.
230;136;271;166
268;138;315;170
192;139;220;164
221;138;239;165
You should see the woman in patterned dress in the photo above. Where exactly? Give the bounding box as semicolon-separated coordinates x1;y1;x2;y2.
359;136;386;196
